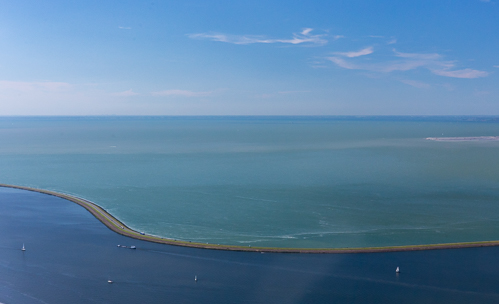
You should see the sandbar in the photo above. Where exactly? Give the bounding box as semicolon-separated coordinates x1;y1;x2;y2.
426;136;499;141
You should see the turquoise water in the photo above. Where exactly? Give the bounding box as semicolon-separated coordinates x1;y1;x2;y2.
1;116;499;248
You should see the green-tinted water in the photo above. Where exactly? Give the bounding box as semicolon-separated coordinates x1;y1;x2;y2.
1;116;498;248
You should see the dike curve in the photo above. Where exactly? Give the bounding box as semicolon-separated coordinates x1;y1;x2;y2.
3;183;499;254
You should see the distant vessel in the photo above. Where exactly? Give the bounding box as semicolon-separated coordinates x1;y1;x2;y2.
21;244;25;251
195;275;198;282
108;280;113;284
130;246;136;249
396;267;400;273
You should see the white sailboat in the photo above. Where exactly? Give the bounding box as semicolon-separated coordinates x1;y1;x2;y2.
395;267;400;273
21;243;25;251
195;275;198;282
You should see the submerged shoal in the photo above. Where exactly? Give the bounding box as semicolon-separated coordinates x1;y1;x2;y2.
3;183;499;254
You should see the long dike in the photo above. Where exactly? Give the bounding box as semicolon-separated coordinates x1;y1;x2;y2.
3;183;499;254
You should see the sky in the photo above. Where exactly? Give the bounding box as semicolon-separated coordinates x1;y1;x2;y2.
0;0;497;115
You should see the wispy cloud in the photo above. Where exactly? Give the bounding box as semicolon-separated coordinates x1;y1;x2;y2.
151;89;214;97
328;55;433;72
431;68;489;79
328;48;488;79
118;26;131;30
394;50;442;60
327;57;361;70
0;81;71;91
494;65;499;68
188;28;329;46
333;46;373;58
112;89;138;96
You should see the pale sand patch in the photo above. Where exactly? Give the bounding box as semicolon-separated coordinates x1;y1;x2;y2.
426;136;499;141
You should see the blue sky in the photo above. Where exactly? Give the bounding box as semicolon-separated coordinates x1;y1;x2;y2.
0;0;497;115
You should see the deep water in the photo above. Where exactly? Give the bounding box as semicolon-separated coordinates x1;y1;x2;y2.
1;187;499;303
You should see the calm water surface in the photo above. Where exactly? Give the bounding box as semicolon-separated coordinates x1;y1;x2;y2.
1;187;499;303
0;116;498;248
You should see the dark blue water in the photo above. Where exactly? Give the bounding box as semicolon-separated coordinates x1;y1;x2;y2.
1;187;499;303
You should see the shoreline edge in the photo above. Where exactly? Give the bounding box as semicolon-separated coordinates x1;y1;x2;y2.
3;183;499;254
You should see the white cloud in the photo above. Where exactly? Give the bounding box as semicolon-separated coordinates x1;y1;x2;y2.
431;68;489;79
118;26;131;30
494;65;499;68
188;28;329;46
151;89;213;97
334;46;374;58
327;56;430;72
327;57;360;70
328;49;488;79
0;80;71;91
387;39;397;45
393;50;442;60
112;89;138;96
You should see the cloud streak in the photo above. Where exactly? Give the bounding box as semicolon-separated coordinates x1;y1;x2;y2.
333;46;373;58
328;48;488;79
189;28;329;46
431;68;489;79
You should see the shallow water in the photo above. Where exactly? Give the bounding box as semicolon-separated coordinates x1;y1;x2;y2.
1;187;499;303
0;116;498;248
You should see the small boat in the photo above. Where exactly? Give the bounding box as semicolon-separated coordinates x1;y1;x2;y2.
396;267;400;273
21;244;25;251
117;245;121;247
130;246;136;249
108;280;113;284
195;275;198;282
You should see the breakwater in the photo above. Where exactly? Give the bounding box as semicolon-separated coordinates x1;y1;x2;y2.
3;183;499;253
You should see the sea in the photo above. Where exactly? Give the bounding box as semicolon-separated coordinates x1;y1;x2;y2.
2;187;499;303
2;116;499;303
1;116;499;249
